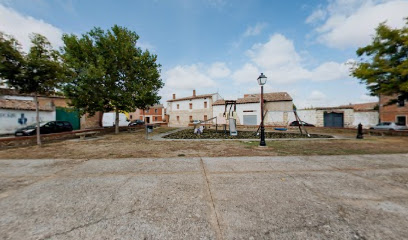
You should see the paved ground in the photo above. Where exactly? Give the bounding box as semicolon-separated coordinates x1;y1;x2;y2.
1;154;408;239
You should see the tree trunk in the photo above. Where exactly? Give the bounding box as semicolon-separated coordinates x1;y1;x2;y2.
115;109;119;134
34;94;42;146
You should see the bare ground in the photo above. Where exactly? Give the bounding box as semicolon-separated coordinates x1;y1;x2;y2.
0;127;407;159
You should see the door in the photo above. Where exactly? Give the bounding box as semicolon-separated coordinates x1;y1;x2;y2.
324;112;344;127
145;117;150;123
243;115;257;125
56;107;80;130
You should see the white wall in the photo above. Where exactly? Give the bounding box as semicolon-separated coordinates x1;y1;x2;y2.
353;112;379;128
288;110;318;125
0;95;34;101
0;109;55;134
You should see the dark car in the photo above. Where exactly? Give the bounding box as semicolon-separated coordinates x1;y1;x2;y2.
15;121;73;136
289;121;315;127
128;119;145;126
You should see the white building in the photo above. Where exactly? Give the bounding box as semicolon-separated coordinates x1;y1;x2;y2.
167;90;222;127
0;99;55;134
289;102;379;128
213;92;293;126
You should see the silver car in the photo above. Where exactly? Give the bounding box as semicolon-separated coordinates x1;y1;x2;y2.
370;122;408;130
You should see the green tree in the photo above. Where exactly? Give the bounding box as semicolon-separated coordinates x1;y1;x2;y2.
0;32;65;145
351;19;408;103
62;25;163;134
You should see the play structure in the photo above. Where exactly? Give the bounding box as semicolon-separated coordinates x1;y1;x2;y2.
256;106;311;137
223;100;238;136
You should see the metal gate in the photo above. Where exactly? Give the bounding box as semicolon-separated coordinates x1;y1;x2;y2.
243;115;257;125
324;112;344;127
56;107;80;130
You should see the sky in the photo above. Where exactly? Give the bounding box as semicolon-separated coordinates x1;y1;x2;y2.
1;0;407;108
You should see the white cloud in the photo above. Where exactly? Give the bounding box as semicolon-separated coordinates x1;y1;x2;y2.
164;64;217;90
0;4;63;51
231;63;259;84
207;62;231;78
305;8;326;24
235;34;350;84
307;0;408;49
243;22;267;37
308;90;327;101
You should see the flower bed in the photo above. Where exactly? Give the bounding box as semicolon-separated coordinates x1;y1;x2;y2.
163;129;333;139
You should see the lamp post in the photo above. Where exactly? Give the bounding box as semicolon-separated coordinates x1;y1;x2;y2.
257;73;267;147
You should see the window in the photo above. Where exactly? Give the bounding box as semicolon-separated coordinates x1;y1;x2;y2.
189;103;193;109
177;116;180;121
146;109;149;113
397;95;405;107
177;104;179;109
155;109;158;113
130;115;133;119
155;117;158;121
204;115;207;121
204;102;207;108
396;116;406;126
189;116;193;122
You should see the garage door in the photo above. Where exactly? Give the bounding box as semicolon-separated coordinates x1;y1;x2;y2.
243;115;257;125
324;112;344;127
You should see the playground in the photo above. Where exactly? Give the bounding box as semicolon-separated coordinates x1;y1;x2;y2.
163;129;332;139
0;127;408;159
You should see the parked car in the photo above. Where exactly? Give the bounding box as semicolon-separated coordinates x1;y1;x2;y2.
289;121;315;127
192;120;201;124
15;121;73;136
128;119;145;126
370;122;408;130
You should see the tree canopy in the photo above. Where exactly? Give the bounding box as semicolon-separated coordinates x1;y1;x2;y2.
351;19;408;102
0;32;66;145
62;25;163;133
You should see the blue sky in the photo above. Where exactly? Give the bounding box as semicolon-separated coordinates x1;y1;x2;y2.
1;0;408;108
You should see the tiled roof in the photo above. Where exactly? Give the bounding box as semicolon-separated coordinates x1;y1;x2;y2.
0;99;54;111
315;102;378;112
213;92;292;106
0;88;65;98
167;93;216;102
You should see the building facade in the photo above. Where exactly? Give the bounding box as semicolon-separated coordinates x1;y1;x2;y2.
167;90;222;127
379;95;407;126
130;104;165;124
292;102;379;128
212;92;293;126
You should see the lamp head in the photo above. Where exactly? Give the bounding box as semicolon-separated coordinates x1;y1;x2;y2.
257;73;267;86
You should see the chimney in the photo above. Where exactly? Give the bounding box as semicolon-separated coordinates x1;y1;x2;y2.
193;90;196;97
172;94;176;100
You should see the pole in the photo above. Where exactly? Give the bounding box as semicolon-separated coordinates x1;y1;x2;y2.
260;85;266;146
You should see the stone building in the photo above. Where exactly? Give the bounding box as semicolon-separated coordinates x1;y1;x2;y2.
167;90;222;127
291;102;379;128
379;95;407;126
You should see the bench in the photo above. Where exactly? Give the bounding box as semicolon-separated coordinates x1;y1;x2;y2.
75;131;100;140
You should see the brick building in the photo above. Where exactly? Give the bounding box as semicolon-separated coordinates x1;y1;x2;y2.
130;104;165;124
379;95;407;126
167;90;222;127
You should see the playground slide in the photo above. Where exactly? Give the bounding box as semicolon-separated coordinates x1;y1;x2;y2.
229;118;238;136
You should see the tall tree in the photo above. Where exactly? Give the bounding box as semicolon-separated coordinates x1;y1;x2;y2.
351;19;408;103
62;25;163;133
0;32;65;145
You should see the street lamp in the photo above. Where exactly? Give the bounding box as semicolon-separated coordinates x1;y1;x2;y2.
257;73;267;146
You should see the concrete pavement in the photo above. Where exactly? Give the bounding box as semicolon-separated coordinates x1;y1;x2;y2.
1;154;408;239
